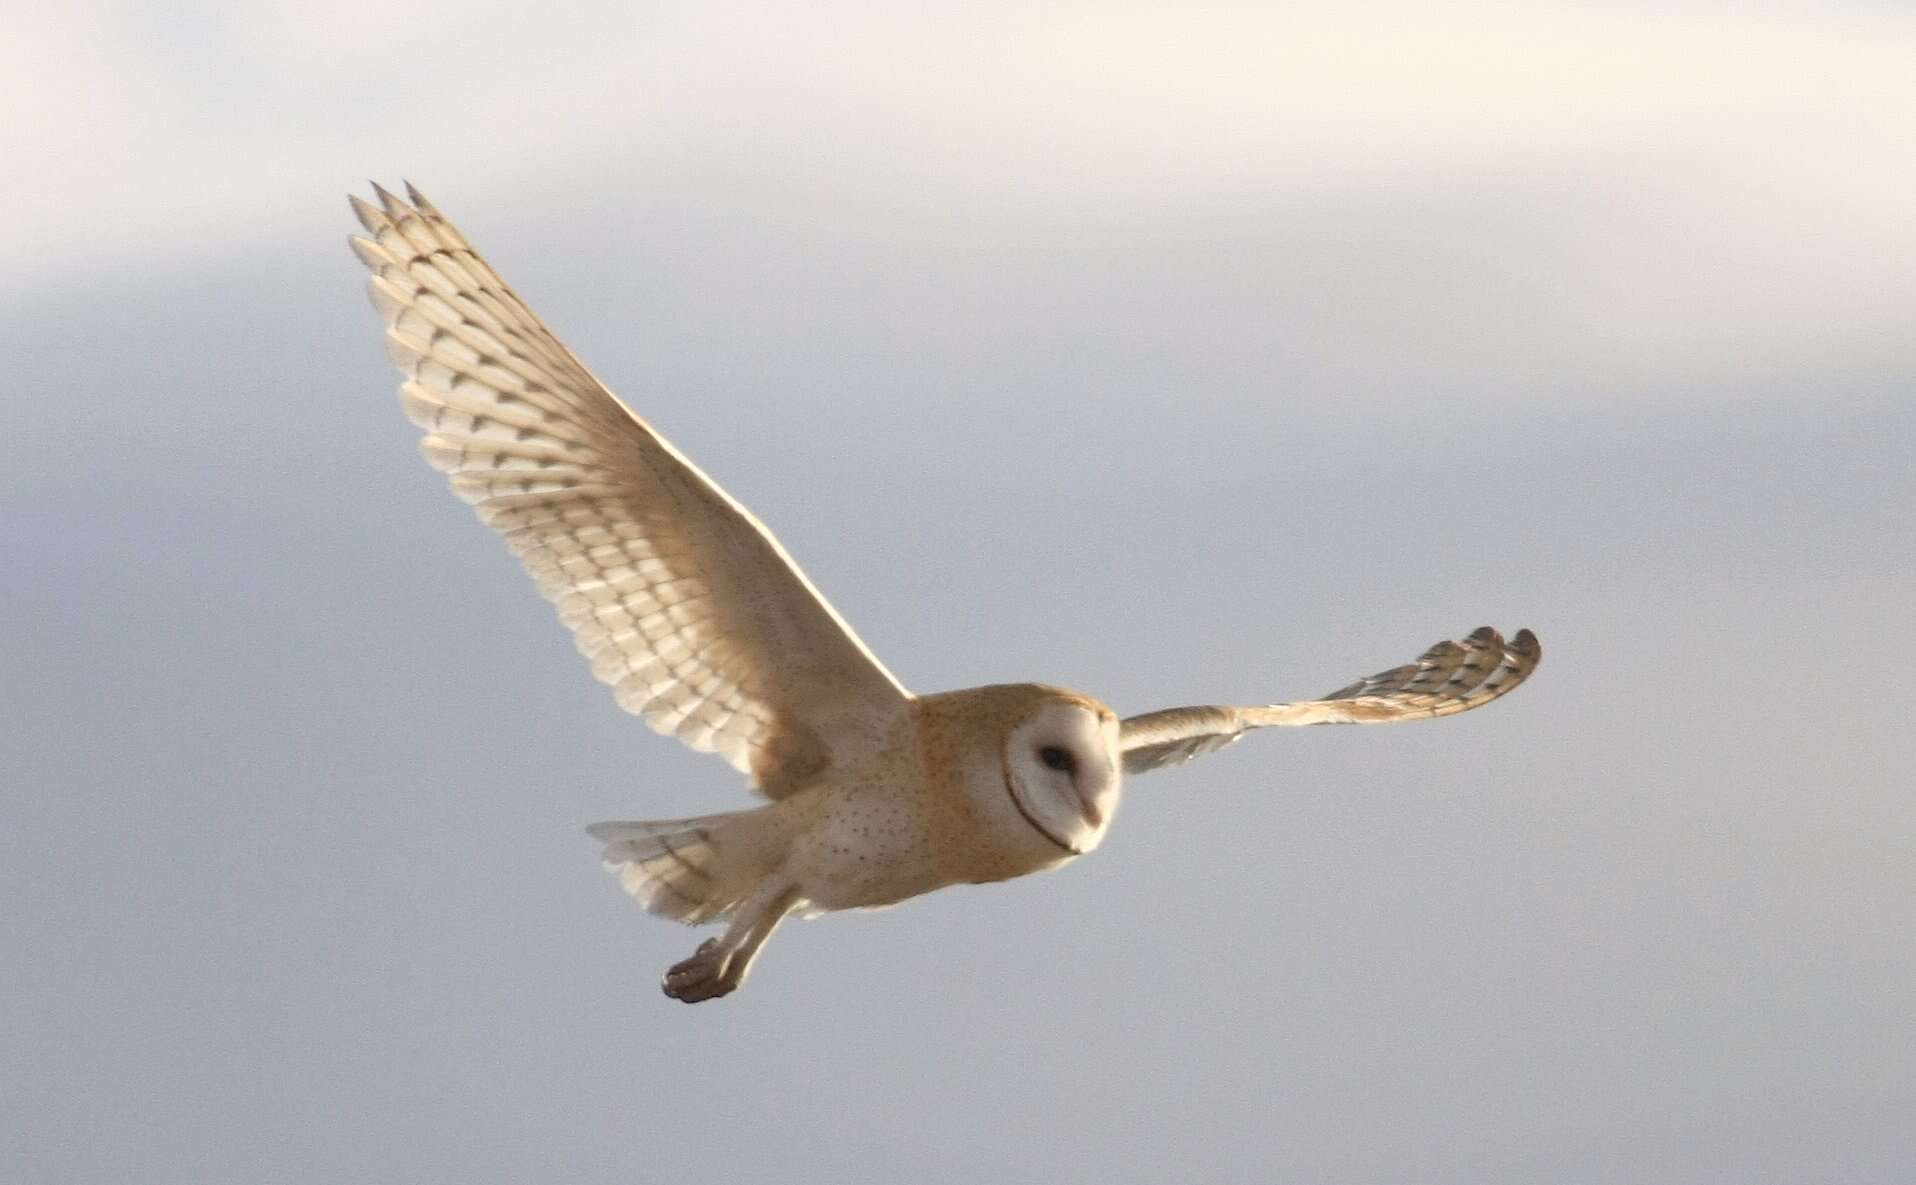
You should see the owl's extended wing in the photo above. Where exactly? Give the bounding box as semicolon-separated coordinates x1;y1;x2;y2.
1119;627;1540;774
349;183;911;797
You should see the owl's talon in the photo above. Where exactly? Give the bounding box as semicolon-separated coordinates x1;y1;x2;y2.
662;938;739;1002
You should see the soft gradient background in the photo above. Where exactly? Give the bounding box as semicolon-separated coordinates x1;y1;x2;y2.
4;4;1912;1182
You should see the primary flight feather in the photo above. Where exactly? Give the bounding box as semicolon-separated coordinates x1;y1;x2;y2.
349;183;1541;1002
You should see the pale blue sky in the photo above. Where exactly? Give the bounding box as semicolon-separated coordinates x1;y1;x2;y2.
4;4;1913;1183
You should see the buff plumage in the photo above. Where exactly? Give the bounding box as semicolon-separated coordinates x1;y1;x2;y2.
349;184;1540;1002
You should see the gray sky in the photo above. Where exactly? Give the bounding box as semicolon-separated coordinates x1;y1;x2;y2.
4;4;1913;1183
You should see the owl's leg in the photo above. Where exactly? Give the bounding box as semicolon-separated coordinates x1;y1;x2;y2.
662;880;800;1003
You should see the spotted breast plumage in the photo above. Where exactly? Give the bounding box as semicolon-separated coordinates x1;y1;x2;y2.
348;183;1542;1002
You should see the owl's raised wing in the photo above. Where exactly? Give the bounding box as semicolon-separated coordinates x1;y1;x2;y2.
349;183;911;797
1119;627;1540;774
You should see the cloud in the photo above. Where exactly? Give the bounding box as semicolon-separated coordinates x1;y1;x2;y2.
3;2;1910;391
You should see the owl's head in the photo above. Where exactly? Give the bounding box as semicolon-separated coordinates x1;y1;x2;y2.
978;686;1124;861
917;684;1125;870
1003;686;1118;855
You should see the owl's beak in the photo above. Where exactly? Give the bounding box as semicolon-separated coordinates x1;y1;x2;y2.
1073;780;1104;828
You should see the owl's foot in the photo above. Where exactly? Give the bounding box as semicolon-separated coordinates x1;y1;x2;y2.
659;883;801;1004
663;938;740;1002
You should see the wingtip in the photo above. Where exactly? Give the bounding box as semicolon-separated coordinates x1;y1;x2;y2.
403;179;437;214
369;179;408;218
346;233;386;268
1471;624;1539;665
347;192;388;232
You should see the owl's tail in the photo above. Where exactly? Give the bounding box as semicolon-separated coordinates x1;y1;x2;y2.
586;807;783;925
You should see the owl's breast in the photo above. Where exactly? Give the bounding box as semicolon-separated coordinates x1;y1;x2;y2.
781;779;953;912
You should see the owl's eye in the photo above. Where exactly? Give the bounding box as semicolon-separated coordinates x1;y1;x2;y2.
1038;746;1076;774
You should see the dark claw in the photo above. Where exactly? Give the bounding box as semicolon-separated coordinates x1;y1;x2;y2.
662;938;739;1003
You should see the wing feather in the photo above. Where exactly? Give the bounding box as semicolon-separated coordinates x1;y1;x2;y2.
1120;627;1540;774
350;183;911;796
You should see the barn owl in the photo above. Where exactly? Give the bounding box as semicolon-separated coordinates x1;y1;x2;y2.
348;183;1542;1002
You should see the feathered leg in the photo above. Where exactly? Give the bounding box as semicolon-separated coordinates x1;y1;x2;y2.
662;881;801;1003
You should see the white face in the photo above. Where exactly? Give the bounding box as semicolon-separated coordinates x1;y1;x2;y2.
998;700;1124;859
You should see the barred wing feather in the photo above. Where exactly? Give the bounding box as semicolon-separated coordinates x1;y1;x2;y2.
349;183;910;797
1120;627;1540;774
